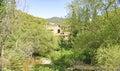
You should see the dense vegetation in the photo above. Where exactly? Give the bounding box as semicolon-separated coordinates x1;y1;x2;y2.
66;0;120;68
0;0;59;71
1;0;120;71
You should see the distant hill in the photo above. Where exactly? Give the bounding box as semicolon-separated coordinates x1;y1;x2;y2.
46;17;64;24
15;10;48;25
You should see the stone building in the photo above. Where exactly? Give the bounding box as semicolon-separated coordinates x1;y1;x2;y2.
44;22;62;35
44;22;70;40
60;32;70;40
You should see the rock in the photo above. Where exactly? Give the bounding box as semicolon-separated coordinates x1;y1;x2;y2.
40;58;52;65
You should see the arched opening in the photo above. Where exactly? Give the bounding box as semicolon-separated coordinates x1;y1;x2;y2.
58;29;60;33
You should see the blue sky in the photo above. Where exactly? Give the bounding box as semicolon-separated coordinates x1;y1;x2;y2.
17;0;120;18
17;0;72;18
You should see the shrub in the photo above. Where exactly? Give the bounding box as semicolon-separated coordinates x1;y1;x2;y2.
96;44;120;69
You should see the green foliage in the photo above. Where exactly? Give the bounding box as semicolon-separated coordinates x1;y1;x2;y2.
31;65;67;71
50;37;74;68
0;0;5;15
3;67;14;71
70;11;120;64
31;65;53;71
0;5;59;70
51;49;73;67
96;44;120;69
9;10;59;58
66;0;120;66
16;10;48;25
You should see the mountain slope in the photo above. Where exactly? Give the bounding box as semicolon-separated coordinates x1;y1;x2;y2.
15;10;48;25
46;17;64;24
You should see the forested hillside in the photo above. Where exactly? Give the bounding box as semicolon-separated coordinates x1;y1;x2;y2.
0;1;59;70
15;10;48;25
46;17;64;24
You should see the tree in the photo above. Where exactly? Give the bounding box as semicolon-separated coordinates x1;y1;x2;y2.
0;0;16;70
66;0;120;65
0;0;59;70
2;10;59;70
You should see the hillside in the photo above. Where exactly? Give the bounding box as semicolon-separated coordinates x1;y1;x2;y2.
1;10;59;70
46;17;64;24
15;10;48;25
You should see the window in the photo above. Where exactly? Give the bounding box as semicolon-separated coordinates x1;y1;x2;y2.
58;29;60;33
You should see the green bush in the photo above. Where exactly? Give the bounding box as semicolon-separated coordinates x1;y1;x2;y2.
31;65;65;71
96;44;120;69
31;66;53;71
